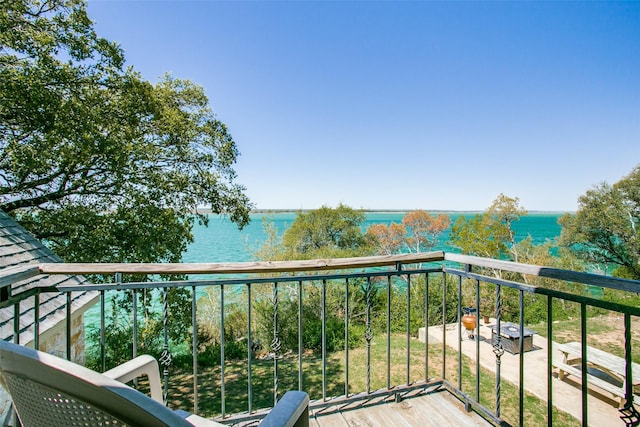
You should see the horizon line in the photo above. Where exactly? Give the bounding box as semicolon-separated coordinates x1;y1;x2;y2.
196;208;574;214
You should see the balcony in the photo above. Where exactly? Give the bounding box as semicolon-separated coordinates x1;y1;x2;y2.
1;252;640;426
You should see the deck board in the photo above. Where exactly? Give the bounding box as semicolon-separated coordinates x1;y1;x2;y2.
312;390;491;427
311;412;347;427
342;403;412;426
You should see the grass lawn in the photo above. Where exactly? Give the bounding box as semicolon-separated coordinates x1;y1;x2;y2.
165;334;578;426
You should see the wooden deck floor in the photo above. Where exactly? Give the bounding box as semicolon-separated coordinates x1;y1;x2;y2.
310;389;491;427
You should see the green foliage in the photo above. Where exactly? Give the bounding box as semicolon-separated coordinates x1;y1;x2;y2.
559;164;640;279
85;286;195;371
250;206;377;355
365;210;451;255
1;0;252;265
449;194;526;260
280;205;373;259
473;238;589;324
448;194;528;318
193;287;251;367
450;214;502;258
86;293;158;371
370;274;459;336
253;280;369;354
253;217;286;261
402;210;451;253
255;205;375;262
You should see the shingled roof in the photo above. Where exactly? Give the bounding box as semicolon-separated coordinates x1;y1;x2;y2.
0;211;98;343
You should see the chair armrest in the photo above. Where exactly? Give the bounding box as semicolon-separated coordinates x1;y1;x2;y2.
103;354;163;404
259;390;309;427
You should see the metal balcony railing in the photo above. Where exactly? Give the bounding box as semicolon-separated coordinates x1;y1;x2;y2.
1;252;640;426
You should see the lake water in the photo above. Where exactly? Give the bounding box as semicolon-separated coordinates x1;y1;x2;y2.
184;212;565;262
84;212;565;331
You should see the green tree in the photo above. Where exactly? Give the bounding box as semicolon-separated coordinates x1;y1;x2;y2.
448;194;527;319
251;206;375;353
0;0;251;264
402;210;451;253
364;210;451;255
559;165;640;279
279;204;372;259
449;194;527;262
365;222;406;255
498;238;587;323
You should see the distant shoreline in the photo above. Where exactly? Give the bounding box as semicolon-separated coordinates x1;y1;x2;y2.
196;209;572;215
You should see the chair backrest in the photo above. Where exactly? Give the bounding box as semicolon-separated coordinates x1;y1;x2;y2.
0;340;192;427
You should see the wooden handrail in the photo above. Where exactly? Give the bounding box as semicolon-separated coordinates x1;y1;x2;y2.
36;252;446;275
4;251;639;296
445;253;640;293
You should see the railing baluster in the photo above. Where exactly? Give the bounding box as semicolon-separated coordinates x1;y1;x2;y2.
580;302;587;427
624;312;633;404
406;272;411;386
620;313;640;423
519;290;524;426
494;283;503;418
425;273;429;382
247;283;253;414
66;292;71;360
475;279;480;402
442;271;447;381
271;281;281;405
191;286;198;415
547;296;553;427
160;286;171;406
345;277;350;397
386;275;391;389
457;274;462;391
33;294;39;350
132;288;138;361
322;279;327;401
114;272;122;368
298;280;303;392
13;300;19;344
220;284;226;417
365;276;373;394
100;289;106;372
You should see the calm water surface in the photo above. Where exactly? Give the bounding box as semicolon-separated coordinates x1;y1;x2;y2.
183;212;564;262
84;212;565;329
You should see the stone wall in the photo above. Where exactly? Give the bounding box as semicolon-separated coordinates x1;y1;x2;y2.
38;311;87;364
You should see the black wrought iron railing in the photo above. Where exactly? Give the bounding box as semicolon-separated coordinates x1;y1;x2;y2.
1;252;640;426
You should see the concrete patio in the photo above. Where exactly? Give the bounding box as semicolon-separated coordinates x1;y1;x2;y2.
420;319;623;426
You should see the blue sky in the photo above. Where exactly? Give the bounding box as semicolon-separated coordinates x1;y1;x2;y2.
87;1;639;212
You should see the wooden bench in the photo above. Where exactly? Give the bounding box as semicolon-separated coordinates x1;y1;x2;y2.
553;341;640;408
